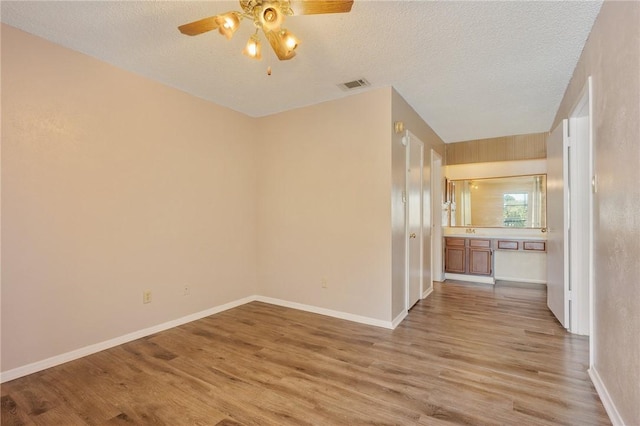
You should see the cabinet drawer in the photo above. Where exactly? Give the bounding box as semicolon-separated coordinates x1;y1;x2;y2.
445;238;466;247
469;239;491;248
523;241;546;251
497;240;519;250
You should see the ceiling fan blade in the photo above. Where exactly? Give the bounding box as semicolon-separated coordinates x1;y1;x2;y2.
289;0;354;15
264;28;297;61
178;16;219;36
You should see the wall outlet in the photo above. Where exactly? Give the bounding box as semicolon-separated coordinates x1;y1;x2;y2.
143;290;152;304
183;285;190;296
321;278;328;289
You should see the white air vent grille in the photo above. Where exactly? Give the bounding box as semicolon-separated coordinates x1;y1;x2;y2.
339;78;370;91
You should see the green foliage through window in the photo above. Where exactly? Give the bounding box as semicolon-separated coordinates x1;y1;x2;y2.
504;193;528;227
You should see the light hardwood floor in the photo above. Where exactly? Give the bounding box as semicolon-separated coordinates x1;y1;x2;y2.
2;281;610;425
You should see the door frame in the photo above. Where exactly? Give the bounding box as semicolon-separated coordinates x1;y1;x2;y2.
430;149;444;286
404;131;424;311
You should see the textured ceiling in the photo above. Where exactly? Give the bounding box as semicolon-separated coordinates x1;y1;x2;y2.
0;0;602;143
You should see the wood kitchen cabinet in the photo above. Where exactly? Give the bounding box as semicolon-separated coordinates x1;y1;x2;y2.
445;237;492;276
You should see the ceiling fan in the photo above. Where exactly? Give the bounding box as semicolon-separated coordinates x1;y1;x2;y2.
178;0;354;61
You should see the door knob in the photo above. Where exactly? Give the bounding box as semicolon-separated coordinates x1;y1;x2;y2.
410;233;416;239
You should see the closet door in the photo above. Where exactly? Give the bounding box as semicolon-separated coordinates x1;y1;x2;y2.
546;119;569;328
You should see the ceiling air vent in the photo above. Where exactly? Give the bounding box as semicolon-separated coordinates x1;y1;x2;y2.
339;78;370;91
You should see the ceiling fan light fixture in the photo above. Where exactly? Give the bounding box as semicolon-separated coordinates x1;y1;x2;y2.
282;29;299;50
258;2;284;31
214;12;240;39
178;0;354;62
243;34;262;60
264;27;299;60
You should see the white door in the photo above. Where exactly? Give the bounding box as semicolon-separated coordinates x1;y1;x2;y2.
547;119;569;328
406;132;423;310
567;79;593;336
431;150;444;283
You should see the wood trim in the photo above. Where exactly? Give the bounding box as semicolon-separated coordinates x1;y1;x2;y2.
446;132;547;165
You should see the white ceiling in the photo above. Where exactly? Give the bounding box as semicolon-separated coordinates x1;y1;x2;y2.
1;0;602;143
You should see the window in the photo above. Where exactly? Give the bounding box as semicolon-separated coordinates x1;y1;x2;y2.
503;193;528;227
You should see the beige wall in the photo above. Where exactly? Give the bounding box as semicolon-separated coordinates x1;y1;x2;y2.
2;25;445;375
551;1;640;424
255;88;394;321
1;25;259;371
391;89;445;319
255;87;445;323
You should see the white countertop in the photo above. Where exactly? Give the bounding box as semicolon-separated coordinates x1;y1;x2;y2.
443;227;547;240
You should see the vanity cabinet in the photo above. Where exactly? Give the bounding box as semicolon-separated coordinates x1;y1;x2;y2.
445;237;492;276
468;239;492;275
444;233;547;284
444;238;466;273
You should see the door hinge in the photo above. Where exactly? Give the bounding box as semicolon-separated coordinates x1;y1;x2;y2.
567;290;573;301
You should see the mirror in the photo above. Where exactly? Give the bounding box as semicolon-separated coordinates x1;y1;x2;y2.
446;175;547;228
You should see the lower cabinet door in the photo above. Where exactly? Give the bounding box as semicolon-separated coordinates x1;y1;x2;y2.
445;246;466;273
468;248;492;275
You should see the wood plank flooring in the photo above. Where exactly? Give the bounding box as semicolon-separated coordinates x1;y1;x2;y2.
2;281;610;425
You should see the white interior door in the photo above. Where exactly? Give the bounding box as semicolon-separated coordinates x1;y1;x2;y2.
406;132;423;310
547;119;569;328
431;150;443;283
568;79;592;336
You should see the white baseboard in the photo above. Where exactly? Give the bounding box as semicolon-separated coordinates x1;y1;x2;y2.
589;367;624;426
0;296;256;383
445;273;495;285
1;295;397;383
255;296;394;330
494;276;547;284
389;287;433;330
422;286;434;299
391;310;408;329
